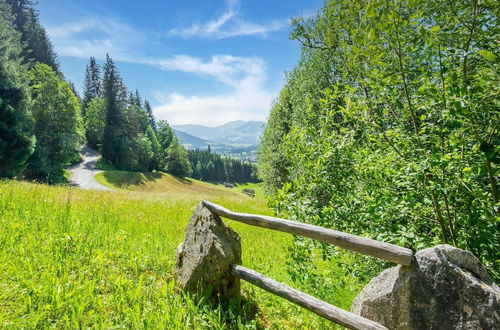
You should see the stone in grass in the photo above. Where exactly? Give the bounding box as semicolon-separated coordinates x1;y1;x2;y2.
174;202;242;303
351;244;500;330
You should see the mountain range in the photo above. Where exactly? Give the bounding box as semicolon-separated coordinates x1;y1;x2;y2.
173;121;265;152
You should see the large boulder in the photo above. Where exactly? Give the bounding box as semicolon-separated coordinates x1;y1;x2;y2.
351;244;500;329
174;203;242;302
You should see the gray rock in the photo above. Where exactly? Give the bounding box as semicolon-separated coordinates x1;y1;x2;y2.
351;244;500;329
174;203;242;302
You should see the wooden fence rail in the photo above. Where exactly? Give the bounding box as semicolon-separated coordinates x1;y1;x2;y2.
198;200;414;329
202;200;413;265
231;265;387;330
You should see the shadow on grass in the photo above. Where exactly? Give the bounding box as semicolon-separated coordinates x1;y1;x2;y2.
101;171;163;188
173;175;193;185
188;290;262;327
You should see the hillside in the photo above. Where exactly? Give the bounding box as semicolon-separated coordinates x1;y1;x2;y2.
95;170;256;197
173;120;265;146
172;129;212;149
0;179;367;328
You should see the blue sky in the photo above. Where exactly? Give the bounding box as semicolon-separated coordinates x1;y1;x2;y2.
38;0;324;126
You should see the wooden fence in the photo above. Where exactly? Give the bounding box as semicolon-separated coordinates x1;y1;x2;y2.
202;200;414;330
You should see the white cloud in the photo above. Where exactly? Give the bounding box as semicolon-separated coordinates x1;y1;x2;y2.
46;16;146;60
151;55;274;126
168;0;287;39
153;89;273;126
45;14;277;126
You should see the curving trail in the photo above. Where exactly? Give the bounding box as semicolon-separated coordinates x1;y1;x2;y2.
68;146;113;191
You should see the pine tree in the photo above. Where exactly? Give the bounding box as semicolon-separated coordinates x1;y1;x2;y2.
0;1;35;177
144;100;157;132
82;57;101;109
134;90;142;108
101;54;130;167
6;0;60;72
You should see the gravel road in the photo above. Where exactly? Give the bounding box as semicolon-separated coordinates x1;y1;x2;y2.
69;146;113;191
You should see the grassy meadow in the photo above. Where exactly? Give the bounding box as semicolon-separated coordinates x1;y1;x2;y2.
1;174;368;329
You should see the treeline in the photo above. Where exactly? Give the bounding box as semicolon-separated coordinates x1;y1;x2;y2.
188;149;258;183
81;56;191;176
260;0;499;281
0;0;193;182
0;0;83;183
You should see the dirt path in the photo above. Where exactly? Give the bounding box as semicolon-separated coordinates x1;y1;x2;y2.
69;146;113;191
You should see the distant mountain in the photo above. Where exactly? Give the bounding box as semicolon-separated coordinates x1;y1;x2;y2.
173;120;265;146
173;129;212;149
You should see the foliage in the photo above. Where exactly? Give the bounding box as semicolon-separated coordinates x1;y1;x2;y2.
157;120;175;152
144;100;157;132
83;97;106;149
92;56;184;173
260;0;499;281
156;119;192;175
6;0;60;72
146;126;161;171
101;55;131;169
164;139;192;177
82;56;101;112
188;149;259;183
25;64;83;183
0;2;35;178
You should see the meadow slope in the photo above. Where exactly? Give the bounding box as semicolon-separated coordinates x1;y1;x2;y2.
0;176;368;328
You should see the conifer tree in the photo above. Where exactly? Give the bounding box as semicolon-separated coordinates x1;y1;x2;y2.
134;90;142;108
6;0;60;72
0;1;35;177
101;55;130;167
144;100;157;132
82;57;101;109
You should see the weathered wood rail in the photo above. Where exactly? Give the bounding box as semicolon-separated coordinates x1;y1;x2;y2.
198;200;414;330
232;265;387;330
202;200;413;266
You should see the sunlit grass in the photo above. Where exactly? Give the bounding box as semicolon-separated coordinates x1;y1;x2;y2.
0;178;367;328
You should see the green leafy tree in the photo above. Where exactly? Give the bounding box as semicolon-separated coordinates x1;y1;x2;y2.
84;97;106;149
0;1;35;177
156;120;174;166
26;63;83;183
135;134;154;172
261;0;499;281
146;126;160;171
164;138;192;177
126;104;154;171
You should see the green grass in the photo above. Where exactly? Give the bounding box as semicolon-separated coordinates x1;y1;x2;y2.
95;158;120;171
0;177;368;328
63;169;72;182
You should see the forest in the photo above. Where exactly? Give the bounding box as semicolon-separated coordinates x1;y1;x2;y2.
0;0;178;182
0;0;498;327
188;148;259;183
259;0;499;282
0;0;255;185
